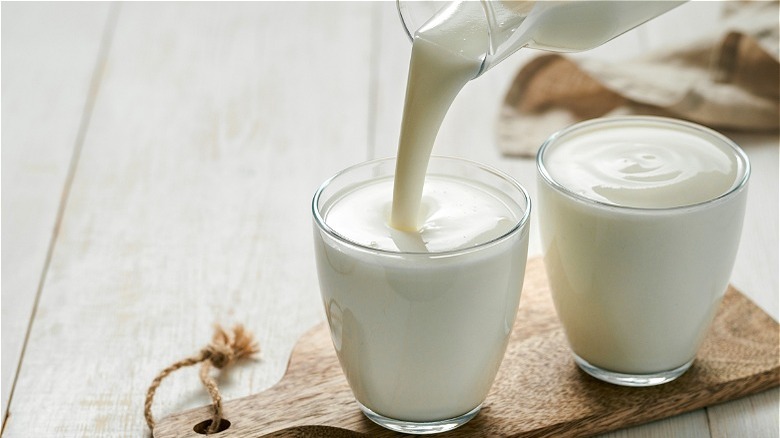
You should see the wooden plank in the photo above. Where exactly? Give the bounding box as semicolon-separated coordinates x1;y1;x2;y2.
153;259;779;437
708;387;780;438
0;1;112;422
1;2;374;436
606;411;710;438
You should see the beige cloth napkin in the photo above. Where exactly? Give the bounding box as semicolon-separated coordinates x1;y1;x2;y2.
497;2;780;157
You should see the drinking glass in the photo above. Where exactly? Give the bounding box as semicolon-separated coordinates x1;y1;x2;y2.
312;156;531;433
537;117;750;386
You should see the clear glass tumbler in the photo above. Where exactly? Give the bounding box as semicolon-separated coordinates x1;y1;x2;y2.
312;156;531;434
537;116;750;386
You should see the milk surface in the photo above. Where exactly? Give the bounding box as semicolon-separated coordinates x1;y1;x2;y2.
538;118;749;374
326;176;519;253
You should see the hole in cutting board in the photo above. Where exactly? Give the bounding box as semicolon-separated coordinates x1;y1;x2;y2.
193;418;231;434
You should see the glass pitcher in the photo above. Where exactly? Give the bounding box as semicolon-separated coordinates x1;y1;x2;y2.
397;0;685;78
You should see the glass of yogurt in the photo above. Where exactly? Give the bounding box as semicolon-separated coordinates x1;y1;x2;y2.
537;116;750;387
312;156;531;433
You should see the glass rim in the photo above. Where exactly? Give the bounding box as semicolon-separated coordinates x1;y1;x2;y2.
536;116;751;213
312;155;531;257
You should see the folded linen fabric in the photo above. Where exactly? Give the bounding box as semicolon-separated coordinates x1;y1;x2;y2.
497;2;779;157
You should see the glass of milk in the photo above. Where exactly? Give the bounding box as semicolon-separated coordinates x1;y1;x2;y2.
537;116;750;387
312;156;531;433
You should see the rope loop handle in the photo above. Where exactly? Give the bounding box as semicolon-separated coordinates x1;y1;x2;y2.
144;324;259;435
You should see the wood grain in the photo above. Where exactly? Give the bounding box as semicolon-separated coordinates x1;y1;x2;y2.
0;2;112;421
155;257;780;438
0;3;373;436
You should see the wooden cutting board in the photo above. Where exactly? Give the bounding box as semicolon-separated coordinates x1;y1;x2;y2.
154;257;780;437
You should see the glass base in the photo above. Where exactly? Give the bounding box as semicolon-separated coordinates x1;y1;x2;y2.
358;402;481;435
574;353;694;387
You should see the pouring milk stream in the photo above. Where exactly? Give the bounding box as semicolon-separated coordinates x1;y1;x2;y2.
390;0;683;231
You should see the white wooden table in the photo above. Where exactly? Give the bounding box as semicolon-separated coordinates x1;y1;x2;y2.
2;2;777;437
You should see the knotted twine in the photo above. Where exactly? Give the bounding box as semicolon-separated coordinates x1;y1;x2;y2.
144;324;259;435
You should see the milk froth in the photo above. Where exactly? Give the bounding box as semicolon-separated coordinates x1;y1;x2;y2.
325;176;519;253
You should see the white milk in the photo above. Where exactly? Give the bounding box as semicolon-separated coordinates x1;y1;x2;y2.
314;161;530;422
390;2;485;231
537;117;749;375
327;177;518;253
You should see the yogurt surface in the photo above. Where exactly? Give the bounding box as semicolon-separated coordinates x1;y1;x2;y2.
540;120;743;209
537;117;750;376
